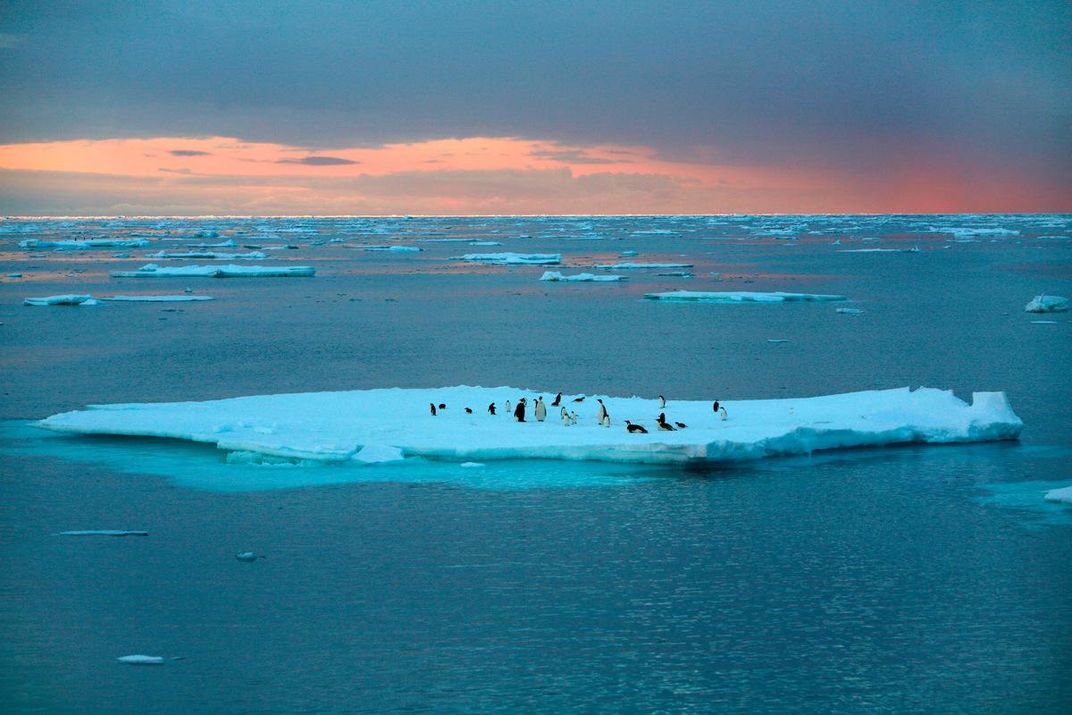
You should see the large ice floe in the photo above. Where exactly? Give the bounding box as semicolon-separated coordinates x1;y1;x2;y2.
645;291;847;303
1024;295;1068;313
37;386;1022;467
144;251;267;260
455;252;561;265
24;294;98;306
111;263;314;278
595;262;693;270
19;238;151;250
540;271;625;282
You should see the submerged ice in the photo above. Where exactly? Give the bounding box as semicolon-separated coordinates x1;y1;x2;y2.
37;386;1022;467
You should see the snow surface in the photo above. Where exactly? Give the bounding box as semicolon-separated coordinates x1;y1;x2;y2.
456;252;561;265
1024;295;1068;313
645;291;847;303
37;386;1022;467
540;271;625;282
111;263;315;278
24;294;97;306
101;295;214;302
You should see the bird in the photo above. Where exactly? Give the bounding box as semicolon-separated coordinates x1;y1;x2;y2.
488;402;497;415
573;395;585;403
625;420;648;434
551;392;562;407
438;403;447;410
675;421;688;429
464;407;473;414
657;412;675;431
429;403;437;416
659;395;666;409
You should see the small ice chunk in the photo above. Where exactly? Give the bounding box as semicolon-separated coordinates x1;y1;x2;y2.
101;295;214;302
24;294;95;306
1031;320;1058;325
352;444;405;463
460;462;486;468
596;262;693;270
57;530;148;536
837;307;865;315
236;552;259;562
540;271;625;282
1024;295;1068;313
456;252;560;265
1044;485;1072;504
117;655;165;665
7;273;22;278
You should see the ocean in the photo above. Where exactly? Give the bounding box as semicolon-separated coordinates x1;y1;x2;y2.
1;214;1070;712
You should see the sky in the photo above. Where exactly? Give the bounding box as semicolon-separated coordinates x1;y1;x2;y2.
0;0;1069;215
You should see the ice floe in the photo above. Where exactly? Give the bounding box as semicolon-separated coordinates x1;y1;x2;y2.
36;386;1022;467
101;295;214;302
362;245;421;253
1044;485;1072;504
540;271;625;282
111;264;315;278
837;307;865;315
1024;295;1068;313
456;252;561;265
145;251;267;260
19;238;150;250
57;530;148;536
117;655;165;665
645;291;847;303
595;262;693;270
24;294;98;306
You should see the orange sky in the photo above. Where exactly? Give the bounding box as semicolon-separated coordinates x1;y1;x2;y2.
0;135;1066;215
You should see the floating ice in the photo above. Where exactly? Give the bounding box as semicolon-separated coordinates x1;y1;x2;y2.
837;307;865;315
1024;295;1068;313
645;291;847;304
111;264;315;278
837;247;919;253
57;530;148;536
456;252;560;265
1031;320;1058;325
145;251;266;260
540;271;625;282
19;238;150;250
1044;485;1072;504
187;240;236;248
36;386;1022;467
24;294;98;306
117;655;165;665
595;262;693;270
101;295;213;302
363;245;421;253
236;552;259;562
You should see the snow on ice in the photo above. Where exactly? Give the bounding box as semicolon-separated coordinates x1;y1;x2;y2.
1024;295;1068;313
111;264;315;278
540;271;625;282
645;291;847;303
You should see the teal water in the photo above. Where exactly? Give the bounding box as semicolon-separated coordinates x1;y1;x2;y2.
1;215;1070;712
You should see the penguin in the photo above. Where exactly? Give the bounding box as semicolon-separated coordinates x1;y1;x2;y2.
625;420;648;434
551;392;562;407
675;421;688;429
464;407;473;414
657;412;675;431
712;400;720;414
659;395;666;409
569;410;578;425
535;396;547;422
505;400;511;416
596;398;610;427
488;402;496;415
514;398;527;422
429;403;437;416
573;395;585;403
560;406;571;425
720;406;728;421
438;403;447;410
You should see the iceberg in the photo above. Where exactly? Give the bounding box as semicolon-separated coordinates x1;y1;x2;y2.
101;295;214;302
1044;485;1072;504
645;291;847;303
1024;295;1068;313
24;294;97;306
456;252;561;265
36;386;1022;467
540;271;625;282
110;264;315;278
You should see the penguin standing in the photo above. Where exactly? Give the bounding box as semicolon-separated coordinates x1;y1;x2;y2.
535;396;547;422
488;402;496;415
551;392;562;407
720;406;728;421
659;395;666;409
712;400;720;415
505;400;511;416
429;403;437;416
560;406;571;425
596;398;610;427
514;398;527;422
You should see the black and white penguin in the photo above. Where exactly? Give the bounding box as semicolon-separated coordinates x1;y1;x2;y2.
657;412;675;431
596;398;610;427
505;400;511;416
488;402;497;415
429;403;437;416
514;398;527;422
438;403;447;410
675;421;688;429
551;392;562;407
719;406;728;421
659;395;666;409
573;395;585;403
464;407;473;414
560;406;571;425
535;396;547;422
625;420;648;434
712;400;720;414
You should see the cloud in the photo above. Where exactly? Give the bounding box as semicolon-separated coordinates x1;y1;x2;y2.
169;149;211;156
276;156;360;166
530;149;620;165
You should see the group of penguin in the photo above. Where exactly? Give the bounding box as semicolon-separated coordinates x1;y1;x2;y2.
430;393;728;433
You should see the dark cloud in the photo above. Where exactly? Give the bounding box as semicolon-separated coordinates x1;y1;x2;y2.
169;149;210;156
276;156;360;166
0;0;1068;190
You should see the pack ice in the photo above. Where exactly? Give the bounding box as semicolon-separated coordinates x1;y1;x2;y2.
37;386;1022;466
